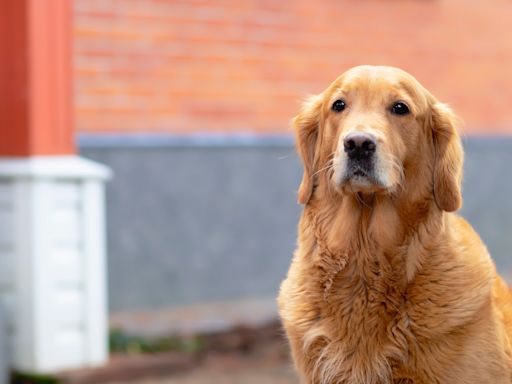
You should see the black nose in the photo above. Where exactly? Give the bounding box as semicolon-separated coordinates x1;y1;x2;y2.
344;133;376;159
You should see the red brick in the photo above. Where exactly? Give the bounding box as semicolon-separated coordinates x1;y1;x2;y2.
74;0;512;135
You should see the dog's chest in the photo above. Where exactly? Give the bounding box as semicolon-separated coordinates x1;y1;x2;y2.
307;261;414;383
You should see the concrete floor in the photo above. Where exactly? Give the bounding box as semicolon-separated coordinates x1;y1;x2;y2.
106;342;297;384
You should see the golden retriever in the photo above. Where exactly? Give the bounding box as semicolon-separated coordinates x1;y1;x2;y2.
278;65;512;383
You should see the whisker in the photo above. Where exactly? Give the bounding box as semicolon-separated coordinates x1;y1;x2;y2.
312;155;337;177
383;154;405;192
312;163;334;178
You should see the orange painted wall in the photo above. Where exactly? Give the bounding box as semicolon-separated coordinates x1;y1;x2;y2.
0;0;73;156
74;0;512;135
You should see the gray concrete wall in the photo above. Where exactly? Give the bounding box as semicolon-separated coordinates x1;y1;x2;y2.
79;135;512;313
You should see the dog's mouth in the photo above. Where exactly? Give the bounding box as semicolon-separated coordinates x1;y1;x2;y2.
345;162;375;183
352;169;367;178
339;161;384;193
333;154;393;194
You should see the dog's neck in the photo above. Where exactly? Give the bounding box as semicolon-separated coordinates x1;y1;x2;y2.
305;179;444;288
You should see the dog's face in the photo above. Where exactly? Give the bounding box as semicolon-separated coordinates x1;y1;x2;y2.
295;65;463;211
327;66;428;194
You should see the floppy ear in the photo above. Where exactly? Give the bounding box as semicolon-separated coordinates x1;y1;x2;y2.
294;95;323;205
430;102;464;212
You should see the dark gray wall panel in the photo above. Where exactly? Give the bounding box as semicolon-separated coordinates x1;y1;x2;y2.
81;145;302;312
80;137;512;313
460;139;512;274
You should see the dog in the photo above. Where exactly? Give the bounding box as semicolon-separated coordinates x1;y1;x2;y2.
278;65;512;383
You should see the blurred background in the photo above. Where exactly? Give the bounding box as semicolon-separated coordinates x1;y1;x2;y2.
76;0;512;311
77;1;512;382
4;0;512;383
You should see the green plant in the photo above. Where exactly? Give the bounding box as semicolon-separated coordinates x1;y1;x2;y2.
11;372;59;384
109;329;204;355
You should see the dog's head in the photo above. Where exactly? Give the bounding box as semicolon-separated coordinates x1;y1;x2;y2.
295;65;463;212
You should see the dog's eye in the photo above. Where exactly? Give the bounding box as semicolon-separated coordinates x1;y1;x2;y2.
391;102;410;115
331;99;346;112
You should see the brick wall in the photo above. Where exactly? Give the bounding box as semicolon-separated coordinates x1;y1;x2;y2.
74;0;512;135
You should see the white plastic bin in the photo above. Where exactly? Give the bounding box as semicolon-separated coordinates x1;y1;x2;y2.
0;156;111;373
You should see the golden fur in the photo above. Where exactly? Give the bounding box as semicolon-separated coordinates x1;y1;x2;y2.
278;65;512;383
